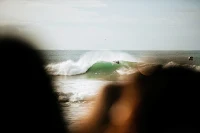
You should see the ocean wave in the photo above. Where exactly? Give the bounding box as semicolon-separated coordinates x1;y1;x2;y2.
46;51;137;76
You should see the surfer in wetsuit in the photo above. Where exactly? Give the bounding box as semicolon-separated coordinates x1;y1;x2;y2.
113;61;120;64
188;56;193;61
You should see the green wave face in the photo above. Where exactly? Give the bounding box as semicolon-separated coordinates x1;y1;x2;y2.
86;61;137;81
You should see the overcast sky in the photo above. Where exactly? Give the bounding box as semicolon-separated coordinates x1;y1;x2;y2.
0;0;200;50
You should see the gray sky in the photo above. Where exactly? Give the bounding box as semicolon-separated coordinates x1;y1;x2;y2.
0;0;200;50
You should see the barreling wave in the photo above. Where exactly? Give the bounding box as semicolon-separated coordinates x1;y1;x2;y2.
46;51;138;76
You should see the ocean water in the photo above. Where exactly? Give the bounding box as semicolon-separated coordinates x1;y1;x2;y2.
39;50;200;127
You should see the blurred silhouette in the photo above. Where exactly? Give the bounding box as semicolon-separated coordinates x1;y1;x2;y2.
74;63;200;133
0;36;69;133
135;64;200;133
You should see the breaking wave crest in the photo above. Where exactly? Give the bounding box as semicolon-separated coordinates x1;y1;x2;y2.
46;51;137;76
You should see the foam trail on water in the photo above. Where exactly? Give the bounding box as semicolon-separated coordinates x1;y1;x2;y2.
46;51;137;75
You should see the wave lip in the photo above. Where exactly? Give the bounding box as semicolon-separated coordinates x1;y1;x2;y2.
46;51;137;76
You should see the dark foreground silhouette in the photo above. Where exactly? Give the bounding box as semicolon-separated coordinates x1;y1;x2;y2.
0;36;69;133
74;64;200;133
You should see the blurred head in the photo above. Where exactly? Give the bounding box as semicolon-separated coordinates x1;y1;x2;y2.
0;36;68;133
135;64;200;133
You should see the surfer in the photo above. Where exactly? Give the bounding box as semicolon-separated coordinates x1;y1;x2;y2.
113;60;120;64
188;56;193;61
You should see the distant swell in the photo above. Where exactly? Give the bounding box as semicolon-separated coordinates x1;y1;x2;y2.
165;61;200;71
45;51;137;76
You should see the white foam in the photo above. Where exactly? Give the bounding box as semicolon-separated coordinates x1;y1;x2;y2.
164;61;200;72
46;51;137;75
116;67;137;75
68;92;95;102
56;79;111;102
164;61;180;67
